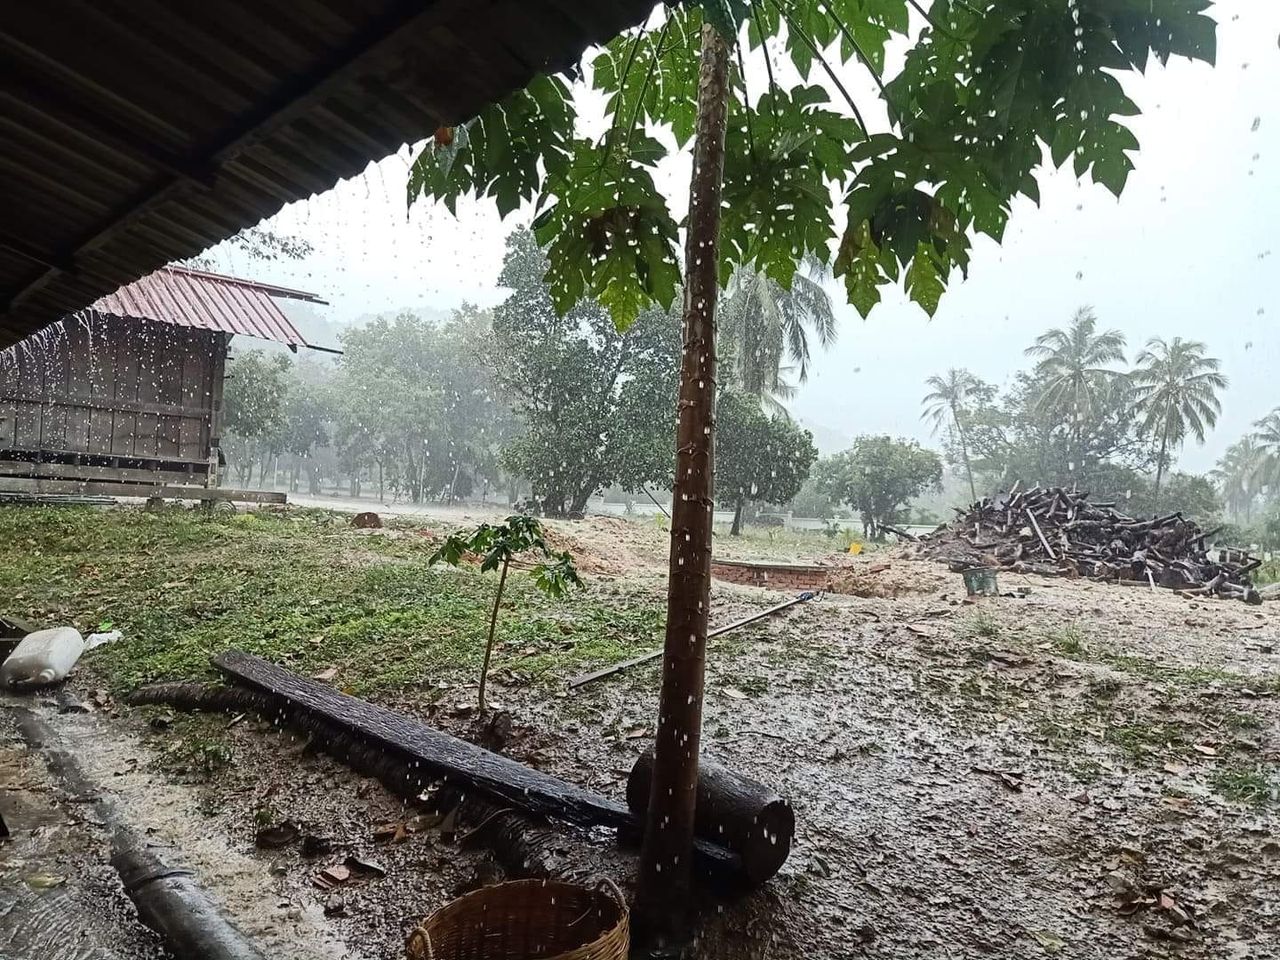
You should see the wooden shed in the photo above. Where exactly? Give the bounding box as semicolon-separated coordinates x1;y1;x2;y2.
0;265;322;500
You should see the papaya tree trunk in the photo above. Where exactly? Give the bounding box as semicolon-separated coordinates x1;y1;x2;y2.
730;495;745;536
634;21;729;944
478;557;509;714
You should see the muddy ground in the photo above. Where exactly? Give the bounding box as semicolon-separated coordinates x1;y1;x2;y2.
2;512;1278;960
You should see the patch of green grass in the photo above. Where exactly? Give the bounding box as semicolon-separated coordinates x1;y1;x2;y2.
1212;764;1274;806
158;716;235;777
961;610;1001;640
1086;677;1123;701
1069;757;1105;783
1222;710;1264;733
1048;625;1087;657
1103;719;1186;762
0;505;667;697
735;675;770;695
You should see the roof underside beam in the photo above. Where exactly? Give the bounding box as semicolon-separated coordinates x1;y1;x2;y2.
2;0;468;317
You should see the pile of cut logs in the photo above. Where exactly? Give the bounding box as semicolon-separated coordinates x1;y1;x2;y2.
922;484;1264;603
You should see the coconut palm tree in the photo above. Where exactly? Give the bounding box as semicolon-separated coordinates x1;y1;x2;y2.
1024;306;1128;475
921;368;982;503
1253;408;1280;493
720;264;836;410
1130;337;1227;510
1213;437;1267;522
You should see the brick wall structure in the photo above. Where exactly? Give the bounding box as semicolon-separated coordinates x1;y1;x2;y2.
710;558;831;593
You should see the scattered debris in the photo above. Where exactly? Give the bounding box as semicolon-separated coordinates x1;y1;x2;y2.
567;591;820;689
971;765;1025;792
345;856;387;879
315;864;350;888
255;821;301;849
301;835;332;858
25;872;67;889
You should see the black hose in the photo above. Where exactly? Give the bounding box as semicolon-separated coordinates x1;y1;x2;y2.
111;830;266;960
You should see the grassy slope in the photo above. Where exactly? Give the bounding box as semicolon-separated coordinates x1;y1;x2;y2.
0;506;666;696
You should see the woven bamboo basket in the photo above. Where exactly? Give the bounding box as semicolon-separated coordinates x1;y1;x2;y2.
406;879;629;960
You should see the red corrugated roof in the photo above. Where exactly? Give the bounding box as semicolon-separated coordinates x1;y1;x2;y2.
88;266;324;347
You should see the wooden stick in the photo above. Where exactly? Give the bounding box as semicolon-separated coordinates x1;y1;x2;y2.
1026;509;1057;561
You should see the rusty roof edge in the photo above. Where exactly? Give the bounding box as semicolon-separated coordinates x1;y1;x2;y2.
162;265;327;304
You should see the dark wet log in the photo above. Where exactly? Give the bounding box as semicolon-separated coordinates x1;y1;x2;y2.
627;745;794;886
133;676;755;891
214;651;631;828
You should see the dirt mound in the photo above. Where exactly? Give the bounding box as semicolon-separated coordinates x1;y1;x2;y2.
824;558;948;598
541;514;669;577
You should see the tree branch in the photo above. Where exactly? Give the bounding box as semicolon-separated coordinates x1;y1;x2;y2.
768;0;868;137
734;41;756;158
748;0;781;124
907;0;967;40
603;27;647;159
623;18;671;153
822;7;888;100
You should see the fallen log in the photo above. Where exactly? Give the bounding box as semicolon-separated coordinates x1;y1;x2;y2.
214;651;630;828
139;662;768;888
132;670;747;890
626;745;793;887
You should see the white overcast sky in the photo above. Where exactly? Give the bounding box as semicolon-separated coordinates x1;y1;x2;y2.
198;0;1279;474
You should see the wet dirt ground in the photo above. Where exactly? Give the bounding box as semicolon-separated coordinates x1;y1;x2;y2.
3;543;1279;959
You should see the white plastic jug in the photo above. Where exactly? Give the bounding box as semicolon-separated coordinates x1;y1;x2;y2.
1;627;86;688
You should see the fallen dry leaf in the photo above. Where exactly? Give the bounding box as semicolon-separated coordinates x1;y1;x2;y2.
312;666;339;682
1029;929;1066;953
1192;743;1218;757
723;687;747;700
317;864;350;887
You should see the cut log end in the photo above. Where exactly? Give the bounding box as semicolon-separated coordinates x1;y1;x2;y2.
627;745;793;885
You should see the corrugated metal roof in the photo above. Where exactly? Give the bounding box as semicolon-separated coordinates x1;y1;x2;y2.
89;265;321;347
0;0;659;349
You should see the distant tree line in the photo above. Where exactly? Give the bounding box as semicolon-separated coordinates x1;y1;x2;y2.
219;230;830;529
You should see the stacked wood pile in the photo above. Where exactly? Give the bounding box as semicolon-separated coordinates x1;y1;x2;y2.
920;484;1264;603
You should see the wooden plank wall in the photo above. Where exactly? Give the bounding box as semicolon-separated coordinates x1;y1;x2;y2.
0;313;226;469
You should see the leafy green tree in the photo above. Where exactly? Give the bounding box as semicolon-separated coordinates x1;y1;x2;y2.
921;368;985;503
429;517;580;712
336;313;443;501
491;231;680;516
716;390;817;535
405;0;1217;932
815;436;942;539
720;265;835;407
961;370;1142;493
274;361;334;495
1131;337;1226;509
1213;437;1267;522
1126;471;1221;521
221;349;291;486
787;476;845;520
1024;307;1129;469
